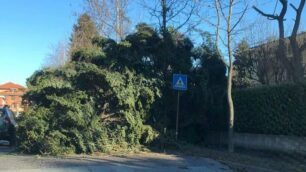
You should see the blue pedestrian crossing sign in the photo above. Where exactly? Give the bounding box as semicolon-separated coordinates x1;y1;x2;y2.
172;74;187;91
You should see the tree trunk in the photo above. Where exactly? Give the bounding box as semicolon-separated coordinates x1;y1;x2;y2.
116;0;121;41
253;0;289;82
290;37;304;82
161;0;167;38
227;0;234;153
289;0;306;82
214;0;220;50
277;20;288;82
275;1;290;82
227;66;234;153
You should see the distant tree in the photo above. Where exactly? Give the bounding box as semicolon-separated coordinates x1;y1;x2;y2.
234;38;283;87
141;0;197;37
85;0;130;41
69;13;99;54
233;40;253;88
43;41;69;69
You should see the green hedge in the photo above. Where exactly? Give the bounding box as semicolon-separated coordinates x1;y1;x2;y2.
233;83;306;136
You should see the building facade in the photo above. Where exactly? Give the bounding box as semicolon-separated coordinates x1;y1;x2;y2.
0;82;27;113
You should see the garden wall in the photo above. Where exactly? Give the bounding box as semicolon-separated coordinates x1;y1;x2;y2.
205;132;306;154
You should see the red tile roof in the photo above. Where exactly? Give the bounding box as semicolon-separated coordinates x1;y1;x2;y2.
0;82;26;89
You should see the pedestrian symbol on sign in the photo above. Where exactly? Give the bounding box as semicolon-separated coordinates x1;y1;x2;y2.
175;77;185;88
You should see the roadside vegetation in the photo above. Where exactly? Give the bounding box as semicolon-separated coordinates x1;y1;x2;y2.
17;14;227;155
16;0;306;162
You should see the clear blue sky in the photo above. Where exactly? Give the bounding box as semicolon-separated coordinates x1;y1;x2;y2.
0;0;83;86
0;0;304;86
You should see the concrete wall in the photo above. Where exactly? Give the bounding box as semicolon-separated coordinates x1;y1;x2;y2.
206;132;306;155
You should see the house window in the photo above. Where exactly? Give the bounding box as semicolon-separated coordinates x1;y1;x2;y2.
11;96;15;101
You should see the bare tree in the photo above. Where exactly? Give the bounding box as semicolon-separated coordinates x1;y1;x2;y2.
289;0;306;81
254;0;306;82
195;0;253;53
216;0;248;153
86;0;130;41
191;0;222;48
43;41;69;69
141;0;197;37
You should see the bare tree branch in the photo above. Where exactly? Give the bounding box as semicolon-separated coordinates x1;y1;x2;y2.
230;5;248;33
175;8;194;31
86;0;130;41
290;3;298;11
253;6;278;20
218;0;229;24
166;1;189;22
219;33;228;48
291;0;306;37
279;0;288;19
142;0;198;34
214;0;221;49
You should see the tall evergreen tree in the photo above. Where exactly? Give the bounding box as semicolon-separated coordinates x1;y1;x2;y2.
233;40;253;88
69;13;99;55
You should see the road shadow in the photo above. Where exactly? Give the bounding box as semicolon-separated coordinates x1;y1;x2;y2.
38;153;231;171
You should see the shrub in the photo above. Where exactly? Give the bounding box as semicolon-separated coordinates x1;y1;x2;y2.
234;83;306;136
18;63;161;155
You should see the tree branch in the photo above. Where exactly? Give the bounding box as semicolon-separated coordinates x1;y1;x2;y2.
166;0;189;22
218;0;228;24
230;5;248;33
290;3;298;11
279;0;288;18
195;13;227;32
291;0;306;37
253;6;278;20
175;7;194;31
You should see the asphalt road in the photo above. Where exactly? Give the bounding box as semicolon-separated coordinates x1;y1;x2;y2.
0;144;232;172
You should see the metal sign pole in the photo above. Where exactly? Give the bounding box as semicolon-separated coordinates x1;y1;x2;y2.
175;91;180;141
172;73;187;141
